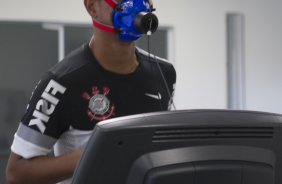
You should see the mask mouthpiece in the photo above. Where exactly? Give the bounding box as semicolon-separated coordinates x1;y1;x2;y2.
135;12;159;35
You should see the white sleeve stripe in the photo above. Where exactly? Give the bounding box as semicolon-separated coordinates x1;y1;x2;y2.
11;134;52;159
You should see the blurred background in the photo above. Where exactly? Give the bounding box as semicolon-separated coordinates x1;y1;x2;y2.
0;0;281;183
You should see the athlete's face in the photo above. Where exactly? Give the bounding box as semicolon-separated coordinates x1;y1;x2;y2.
89;0;154;27
94;0;114;26
84;0;112;25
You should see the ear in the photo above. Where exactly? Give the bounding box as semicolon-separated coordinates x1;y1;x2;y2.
84;0;97;18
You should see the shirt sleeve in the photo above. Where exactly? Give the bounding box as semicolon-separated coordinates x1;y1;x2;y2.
11;72;69;159
166;64;177;110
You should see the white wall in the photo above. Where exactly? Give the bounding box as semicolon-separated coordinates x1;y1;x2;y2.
0;0;281;114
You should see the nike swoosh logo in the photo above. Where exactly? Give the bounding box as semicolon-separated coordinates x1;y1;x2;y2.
144;93;162;100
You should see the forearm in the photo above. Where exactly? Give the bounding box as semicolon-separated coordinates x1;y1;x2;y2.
6;150;82;184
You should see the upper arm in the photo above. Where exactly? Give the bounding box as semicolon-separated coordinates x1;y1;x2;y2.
6;150;82;184
6;151;22;169
6;151;25;184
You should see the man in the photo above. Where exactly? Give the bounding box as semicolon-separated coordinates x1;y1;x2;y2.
6;0;176;183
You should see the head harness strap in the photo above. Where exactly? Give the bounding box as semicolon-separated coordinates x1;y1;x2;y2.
92;0;118;33
93;19;117;33
104;0;117;8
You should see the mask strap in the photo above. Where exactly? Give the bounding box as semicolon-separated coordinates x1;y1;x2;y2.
93;19;117;33
92;0;118;33
104;0;117;9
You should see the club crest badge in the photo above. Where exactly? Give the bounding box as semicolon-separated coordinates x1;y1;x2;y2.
82;86;115;121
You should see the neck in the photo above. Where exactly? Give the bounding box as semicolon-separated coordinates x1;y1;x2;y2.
89;31;139;74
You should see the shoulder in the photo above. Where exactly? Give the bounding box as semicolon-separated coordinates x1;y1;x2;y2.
28;44;94;106
136;47;171;65
48;44;93;80
136;47;176;81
